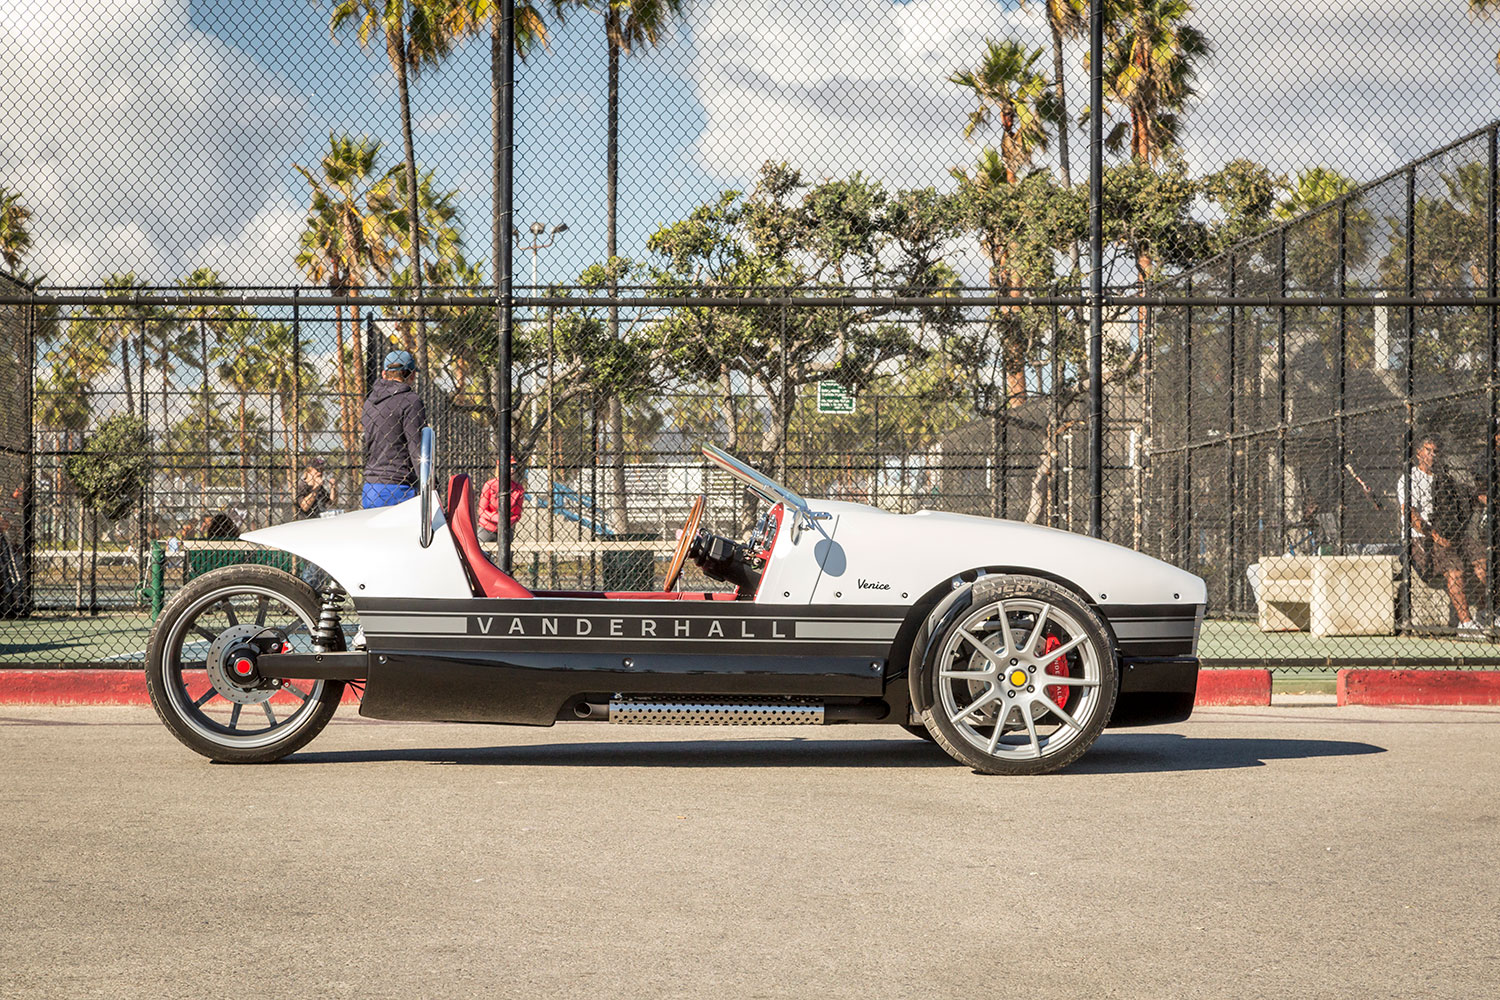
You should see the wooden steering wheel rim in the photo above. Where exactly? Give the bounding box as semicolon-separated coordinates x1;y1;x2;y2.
662;494;707;592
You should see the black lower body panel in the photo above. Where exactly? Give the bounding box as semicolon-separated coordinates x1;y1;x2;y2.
1108;656;1198;728
360;650;887;724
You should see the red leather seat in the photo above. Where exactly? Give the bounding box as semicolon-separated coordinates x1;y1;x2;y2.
444;474;532;599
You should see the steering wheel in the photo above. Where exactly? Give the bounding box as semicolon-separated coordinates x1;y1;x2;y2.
662;494;707;592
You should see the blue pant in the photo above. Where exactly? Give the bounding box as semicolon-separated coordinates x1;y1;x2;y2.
362;482;417;509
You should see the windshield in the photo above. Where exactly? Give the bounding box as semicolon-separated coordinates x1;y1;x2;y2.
701;444;808;510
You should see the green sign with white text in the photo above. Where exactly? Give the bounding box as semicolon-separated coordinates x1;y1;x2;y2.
816;381;856;414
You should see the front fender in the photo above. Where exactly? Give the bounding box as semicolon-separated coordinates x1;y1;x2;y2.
239;493;472;598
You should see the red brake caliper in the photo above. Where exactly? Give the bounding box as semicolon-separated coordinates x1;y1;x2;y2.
1041;633;1069;710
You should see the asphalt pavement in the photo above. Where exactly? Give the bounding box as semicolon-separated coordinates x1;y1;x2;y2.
2;705;1497;1000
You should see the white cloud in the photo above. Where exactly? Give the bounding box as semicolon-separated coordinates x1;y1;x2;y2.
685;0;1500;192
0;0;308;285
688;0;1025;189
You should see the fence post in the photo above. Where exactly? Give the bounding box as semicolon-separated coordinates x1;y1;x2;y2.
1086;0;1104;539
1487;127;1497;632
1335;204;1347;557
1226;254;1238;608
1278;229;1290;554
1183;276;1193;570
492;0;515;574
1400;166;1416;630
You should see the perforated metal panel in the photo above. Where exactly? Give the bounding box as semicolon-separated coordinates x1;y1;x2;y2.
607;698;823;726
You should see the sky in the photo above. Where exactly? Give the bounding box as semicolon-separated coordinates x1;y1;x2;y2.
3;0;1500;288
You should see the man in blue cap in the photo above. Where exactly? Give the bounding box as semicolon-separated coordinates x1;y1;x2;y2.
361;350;428;508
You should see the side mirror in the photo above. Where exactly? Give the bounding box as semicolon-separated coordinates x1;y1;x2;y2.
418;426;435;549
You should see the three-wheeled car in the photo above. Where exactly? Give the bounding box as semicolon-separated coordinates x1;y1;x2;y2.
145;434;1206;774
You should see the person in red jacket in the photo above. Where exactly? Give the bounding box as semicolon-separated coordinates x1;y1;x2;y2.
478;456;524;543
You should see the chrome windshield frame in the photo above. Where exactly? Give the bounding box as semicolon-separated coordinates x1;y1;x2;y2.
700;444;808;511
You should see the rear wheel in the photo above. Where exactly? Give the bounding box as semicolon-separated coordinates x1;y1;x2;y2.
917;575;1116;775
145;565;345;763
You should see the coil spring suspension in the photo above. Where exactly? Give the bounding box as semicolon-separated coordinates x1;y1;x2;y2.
313;585;345;652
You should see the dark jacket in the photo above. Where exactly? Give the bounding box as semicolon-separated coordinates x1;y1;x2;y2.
362;379;427;486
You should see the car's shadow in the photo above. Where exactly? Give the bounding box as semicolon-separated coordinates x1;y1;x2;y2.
282;732;1385;772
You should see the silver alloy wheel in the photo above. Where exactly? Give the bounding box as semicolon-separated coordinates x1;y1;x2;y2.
157;584;327;751
934;597;1103;762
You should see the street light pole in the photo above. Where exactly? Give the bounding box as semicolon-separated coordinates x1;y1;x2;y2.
514;222;570;293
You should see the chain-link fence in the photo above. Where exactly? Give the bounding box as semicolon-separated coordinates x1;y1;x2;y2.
4;0;1500;672
1146;123;1500;666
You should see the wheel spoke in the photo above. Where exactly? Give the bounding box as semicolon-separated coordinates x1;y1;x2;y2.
959;631;1005;669
283;682;311;702
1029;604;1051;655
221;600;239;627
254;595;269;626
995;602;1017;653
192;625;217;643
1037;693;1082;731
178;659;206;671
228;703;242;730
1020;707;1043;758
939;669;989;681
987;703;1015;753
1041;675;1099;687
951;687;999;725
192;688;218;708
262;703;278;726
1046;634;1087;661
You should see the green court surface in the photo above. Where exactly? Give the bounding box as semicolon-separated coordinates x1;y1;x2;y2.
1198;618;1500;666
4;611;1500;669
0;612;155;664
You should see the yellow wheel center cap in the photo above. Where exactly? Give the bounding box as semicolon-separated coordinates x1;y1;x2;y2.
1009;669;1028;687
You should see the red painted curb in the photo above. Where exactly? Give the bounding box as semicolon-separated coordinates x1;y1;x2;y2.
1337;670;1500;706
0;670;362;706
1195;668;1272;707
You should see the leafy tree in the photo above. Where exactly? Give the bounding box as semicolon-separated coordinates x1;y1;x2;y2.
1201;159;1284;255
0;187;32;272
647;163;959;500
65;415;151;609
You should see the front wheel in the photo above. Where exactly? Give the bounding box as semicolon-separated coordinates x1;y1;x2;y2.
916;575;1117;775
145;565;345;763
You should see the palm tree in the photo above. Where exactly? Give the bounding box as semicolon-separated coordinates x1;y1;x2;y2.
1023;0;1086;188
0;187;32;272
381;166;463;350
295;134;396;469
951;39;1056;184
256;321;330;497
213;319;275;499
1099;0;1208;167
951;40;1057;405
174;268;237;488
73;272;153;418
328;0;459;376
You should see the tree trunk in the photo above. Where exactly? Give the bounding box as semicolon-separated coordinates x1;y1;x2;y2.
392;27;428;380
238;393;249;500
1052;21;1070;189
199;319;210;491
120;338;134;418
333;303;353;499
991;410;1004;518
